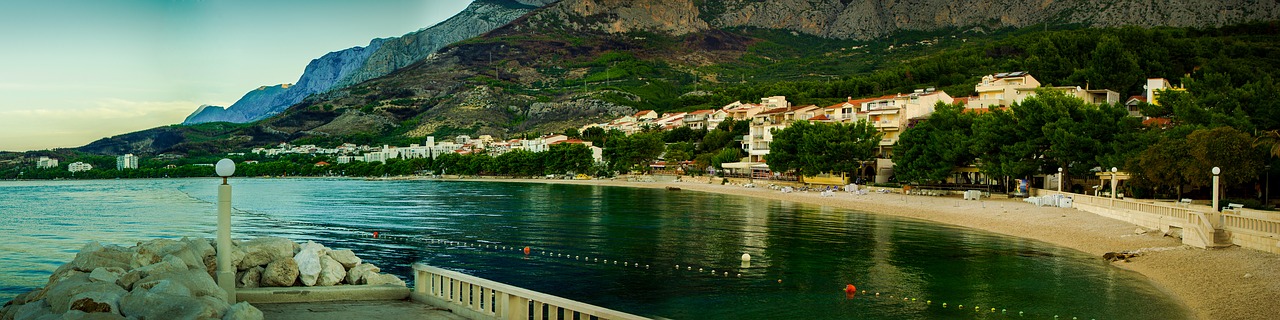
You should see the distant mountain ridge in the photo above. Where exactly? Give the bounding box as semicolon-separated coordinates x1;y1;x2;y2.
79;0;1280;156
519;0;1279;40
182;0;558;125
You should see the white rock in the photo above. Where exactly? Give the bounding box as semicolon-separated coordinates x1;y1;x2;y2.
119;287;221;320
293;242;326;286
222;301;264;320
88;267;124;284
236;237;296;270
364;273;406;287
344;263;380;285
326;249;361;269
316;255;346;286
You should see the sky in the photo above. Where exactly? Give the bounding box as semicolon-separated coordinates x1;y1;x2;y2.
0;0;474;152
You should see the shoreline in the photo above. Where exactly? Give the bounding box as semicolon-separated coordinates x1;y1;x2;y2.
435;176;1278;320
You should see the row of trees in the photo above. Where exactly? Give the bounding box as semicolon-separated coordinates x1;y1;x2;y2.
890;89;1274;202
765;120;882;177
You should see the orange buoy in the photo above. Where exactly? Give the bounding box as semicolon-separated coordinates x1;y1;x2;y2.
373;231;379;238
845;284;857;294
523;246;531;255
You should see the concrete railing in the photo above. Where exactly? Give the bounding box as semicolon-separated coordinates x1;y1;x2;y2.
411;263;649;320
1034;189;1280;253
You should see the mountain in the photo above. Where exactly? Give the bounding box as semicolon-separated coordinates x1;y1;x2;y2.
182;0;557;125
82;0;1280;156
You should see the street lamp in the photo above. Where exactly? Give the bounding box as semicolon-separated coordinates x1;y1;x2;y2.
1110;167;1118;199
215;159;236;303
1212;166;1221;212
1058;167;1064;192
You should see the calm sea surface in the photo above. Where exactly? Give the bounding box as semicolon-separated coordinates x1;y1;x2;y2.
0;178;1189;319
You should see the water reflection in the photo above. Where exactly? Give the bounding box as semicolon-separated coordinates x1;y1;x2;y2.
0;179;1190;319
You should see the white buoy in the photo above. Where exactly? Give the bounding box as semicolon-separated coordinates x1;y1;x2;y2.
741;253;751;262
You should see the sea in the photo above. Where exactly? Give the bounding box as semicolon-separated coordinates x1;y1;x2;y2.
0;178;1190;319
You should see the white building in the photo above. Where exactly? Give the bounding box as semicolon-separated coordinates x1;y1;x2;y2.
36;157;59;169
116;154;139;170
68;162;93;172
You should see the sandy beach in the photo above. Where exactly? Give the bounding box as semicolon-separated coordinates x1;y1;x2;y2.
441;177;1280;320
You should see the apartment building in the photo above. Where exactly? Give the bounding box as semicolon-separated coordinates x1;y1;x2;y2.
116;154;139;170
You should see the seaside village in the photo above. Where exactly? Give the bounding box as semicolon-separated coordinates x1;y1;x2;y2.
28;72;1180;189
237;72;1174;187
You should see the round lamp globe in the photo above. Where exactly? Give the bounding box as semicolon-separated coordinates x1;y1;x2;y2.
1212;167;1221;175
216;159;236;177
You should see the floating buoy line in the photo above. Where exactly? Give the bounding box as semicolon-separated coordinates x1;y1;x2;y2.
230;205;1099;319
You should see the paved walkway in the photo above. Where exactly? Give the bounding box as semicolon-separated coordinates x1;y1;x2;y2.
256;300;468;320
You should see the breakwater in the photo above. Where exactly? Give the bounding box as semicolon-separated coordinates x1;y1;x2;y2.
0;236;404;319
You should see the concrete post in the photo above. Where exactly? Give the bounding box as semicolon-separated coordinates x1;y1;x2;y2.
217;181;234;302
1058;167;1064;192
1212;167;1221;212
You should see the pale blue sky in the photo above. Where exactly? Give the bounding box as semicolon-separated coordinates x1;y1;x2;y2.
0;0;474;151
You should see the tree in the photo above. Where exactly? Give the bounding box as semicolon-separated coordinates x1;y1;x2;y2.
603;132;664;172
1131;136;1196;198
894;102;976;183
1186;127;1265;188
1255;130;1280;159
544;143;593;175
766;120;881;177
664;142;695;163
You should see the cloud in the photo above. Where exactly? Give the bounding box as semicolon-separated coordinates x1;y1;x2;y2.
0;99;220;151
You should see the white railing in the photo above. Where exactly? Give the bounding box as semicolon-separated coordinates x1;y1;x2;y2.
1224;215;1280;238
412;263;649;320
1035;189;1280;249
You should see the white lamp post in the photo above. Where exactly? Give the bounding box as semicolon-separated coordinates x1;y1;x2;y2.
215;159;236;303
1058;167;1064;192
1110;167;1118;199
1212;166;1221;212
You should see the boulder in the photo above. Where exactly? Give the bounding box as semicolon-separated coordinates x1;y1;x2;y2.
131;238;207;271
45;272;127;314
316;255;346;286
134;269;224;299
117;255;188;290
363;273;406;287
56;310;128;319
326;250;361;269
236;237;295;270
344;263;380;285
12;301;53;320
119;287;221;320
222;302;264;320
56;242;133;274
261;257;299;287
293;242;326;286
238;266;263;289
88;267;124;285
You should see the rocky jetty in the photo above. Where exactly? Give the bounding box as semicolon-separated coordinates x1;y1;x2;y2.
1;237;404;320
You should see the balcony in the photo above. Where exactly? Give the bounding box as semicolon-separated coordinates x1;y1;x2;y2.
879;138;896;146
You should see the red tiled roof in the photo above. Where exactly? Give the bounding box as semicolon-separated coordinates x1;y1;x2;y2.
634;110;656;117
688;109;714;115
809;114;830;121
1143;117;1171;127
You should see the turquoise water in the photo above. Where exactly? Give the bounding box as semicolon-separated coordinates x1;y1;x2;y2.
0;178;1190;319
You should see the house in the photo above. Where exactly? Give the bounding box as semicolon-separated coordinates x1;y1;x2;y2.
1015;86;1120;106
1144;78;1185;106
36;157;59;169
314;161;331;167
1125;96;1146;117
724;102;766;121
683;109;716;130
633;110;659;122
706;109;729;130
969;72;1040;108
68;162;93;173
